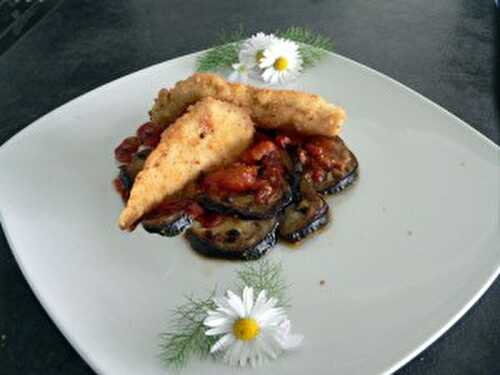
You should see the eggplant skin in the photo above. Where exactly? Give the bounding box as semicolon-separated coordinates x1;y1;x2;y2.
118;165;134;192
279;179;329;242
280;205;329;242
142;212;193;237
185;218;278;261
117;148;152;193
317;165;358;195
198;185;292;220
312;139;359;195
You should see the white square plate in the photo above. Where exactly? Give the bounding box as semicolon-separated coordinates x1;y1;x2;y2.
0;52;498;374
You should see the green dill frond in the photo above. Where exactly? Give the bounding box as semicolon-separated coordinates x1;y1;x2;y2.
196;42;241;72
214;25;246;45
236;259;290;307
277;27;334;51
277;26;334;68
159;290;217;368
196;26;246;72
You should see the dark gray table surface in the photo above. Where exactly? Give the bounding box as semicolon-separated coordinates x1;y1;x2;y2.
0;1;499;374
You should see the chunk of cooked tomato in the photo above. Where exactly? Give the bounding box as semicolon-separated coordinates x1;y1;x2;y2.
241;141;278;163
147;199;204;219
137;122;162;147
185;202;204;218
114;136;140;163
260;153;285;187
255;182;274;204
197;212;223;228
304;142;333;170
311;166;326;183
203;164;259;192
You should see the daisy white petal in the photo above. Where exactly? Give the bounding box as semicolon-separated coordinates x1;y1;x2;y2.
246;341;259;367
238;343;251;366
225;339;244;367
205;323;233;336
210;333;235;353
257;332;279;359
242;287;254;316
274;319;304;349
203;316;227;327
280;333;304;350
226;290;246;317
214;295;239;314
257;307;286;326
203;316;229;327
228;63;249;83
215;307;240;320
212;297;234;313
254;296;279;318
261;68;274;83
213;297;240;318
250;289;268;317
239;32;277;69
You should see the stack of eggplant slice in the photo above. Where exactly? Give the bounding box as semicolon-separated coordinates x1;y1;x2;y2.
114;134;358;261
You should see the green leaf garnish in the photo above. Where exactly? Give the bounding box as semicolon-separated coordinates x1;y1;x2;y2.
159;291;217;369
196;27;245;72
236;259;290;306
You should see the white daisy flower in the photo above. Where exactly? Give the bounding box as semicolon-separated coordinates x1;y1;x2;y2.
204;287;303;367
239;32;277;69
228;62;249;83
259;38;303;84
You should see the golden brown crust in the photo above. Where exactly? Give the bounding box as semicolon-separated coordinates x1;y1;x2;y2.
150;73;346;137
119;98;254;230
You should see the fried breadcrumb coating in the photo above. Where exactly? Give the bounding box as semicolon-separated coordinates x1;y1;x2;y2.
150;73;345;137
119;98;254;230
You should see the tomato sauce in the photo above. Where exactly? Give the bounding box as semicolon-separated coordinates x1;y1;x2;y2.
113;123;348;227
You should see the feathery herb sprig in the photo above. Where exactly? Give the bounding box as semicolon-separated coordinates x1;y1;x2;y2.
236;259;289;306
159;291;217;368
196;27;245;72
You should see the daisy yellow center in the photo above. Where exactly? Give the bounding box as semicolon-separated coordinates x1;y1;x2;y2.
255;50;265;63
233;318;260;341
274;57;289;72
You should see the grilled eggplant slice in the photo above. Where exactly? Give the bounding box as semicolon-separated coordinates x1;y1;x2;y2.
279;179;329;242
312;167;357;194
186;217;278;260
287;147;304;203
142;211;192;237
199;184;292;220
310;137;358;194
118;165;134;192
117;148;152;192
127;148;151;178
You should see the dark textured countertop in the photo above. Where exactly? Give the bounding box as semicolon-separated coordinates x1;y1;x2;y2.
0;1;498;374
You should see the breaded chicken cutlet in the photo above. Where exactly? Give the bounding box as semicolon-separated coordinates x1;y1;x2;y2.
119;98;254;230
150;73;346;137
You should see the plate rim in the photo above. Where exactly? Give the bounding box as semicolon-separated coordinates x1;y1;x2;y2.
1;50;499;375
